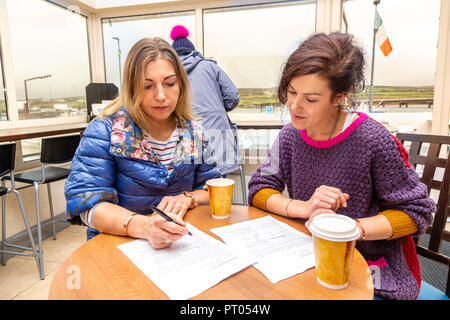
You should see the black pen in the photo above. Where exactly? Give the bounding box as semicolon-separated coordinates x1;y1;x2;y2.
151;206;193;236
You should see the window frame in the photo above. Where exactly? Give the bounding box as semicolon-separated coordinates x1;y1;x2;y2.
0;32;7;121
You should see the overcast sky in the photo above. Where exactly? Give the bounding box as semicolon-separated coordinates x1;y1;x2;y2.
6;0;90;100
2;0;442;100
103;11;196;89
104;0;441;90
345;0;440;87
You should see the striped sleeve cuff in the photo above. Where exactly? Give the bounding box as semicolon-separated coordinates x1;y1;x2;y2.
251;188;281;211
79;202;107;228
379;209;419;240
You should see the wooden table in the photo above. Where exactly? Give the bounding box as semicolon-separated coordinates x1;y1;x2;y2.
48;205;373;300
0;122;87;142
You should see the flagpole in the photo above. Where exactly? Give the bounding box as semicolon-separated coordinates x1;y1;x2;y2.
112;37;122;89
369;0;380;113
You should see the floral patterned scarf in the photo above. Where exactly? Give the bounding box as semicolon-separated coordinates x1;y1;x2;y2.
109;108;208;166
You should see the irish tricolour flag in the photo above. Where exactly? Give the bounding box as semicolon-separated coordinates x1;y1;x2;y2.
375;9;392;57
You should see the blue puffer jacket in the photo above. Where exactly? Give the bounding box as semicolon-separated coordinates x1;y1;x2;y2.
64;108;220;240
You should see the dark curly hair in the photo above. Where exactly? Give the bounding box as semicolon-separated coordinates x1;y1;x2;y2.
278;32;365;107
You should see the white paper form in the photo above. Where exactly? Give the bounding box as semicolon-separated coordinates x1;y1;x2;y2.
117;223;254;300
210;215;315;283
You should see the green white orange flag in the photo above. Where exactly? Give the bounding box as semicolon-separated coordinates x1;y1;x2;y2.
375;9;392;56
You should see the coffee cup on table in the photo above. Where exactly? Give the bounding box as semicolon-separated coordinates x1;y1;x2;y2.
205;178;235;219
308;214;360;289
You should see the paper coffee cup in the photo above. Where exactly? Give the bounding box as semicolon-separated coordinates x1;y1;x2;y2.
308;214;360;289
206;178;235;219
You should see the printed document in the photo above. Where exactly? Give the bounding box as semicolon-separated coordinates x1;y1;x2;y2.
117;223;254;300
210;215;315;283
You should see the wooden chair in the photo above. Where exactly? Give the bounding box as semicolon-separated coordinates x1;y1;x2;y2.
396;132;450;299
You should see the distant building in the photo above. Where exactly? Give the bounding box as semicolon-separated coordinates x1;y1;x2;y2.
54;104;69;110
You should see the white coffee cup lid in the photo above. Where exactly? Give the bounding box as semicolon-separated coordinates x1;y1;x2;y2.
308;214;360;242
206;178;235;187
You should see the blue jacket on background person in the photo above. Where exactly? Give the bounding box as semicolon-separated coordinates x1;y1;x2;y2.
64;107;220;240
171;25;241;176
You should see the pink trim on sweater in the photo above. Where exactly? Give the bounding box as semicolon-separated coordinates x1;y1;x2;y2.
367;257;388;268
300;112;369;148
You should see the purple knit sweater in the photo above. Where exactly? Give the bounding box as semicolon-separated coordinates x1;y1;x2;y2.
247;112;436;300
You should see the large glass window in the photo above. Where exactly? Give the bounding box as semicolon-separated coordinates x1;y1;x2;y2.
204;1;316;117
103;11;195;89
6;0;90;120
344;0;440;113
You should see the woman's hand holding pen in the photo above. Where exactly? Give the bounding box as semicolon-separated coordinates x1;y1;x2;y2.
133;192;203;249
127;209;189;249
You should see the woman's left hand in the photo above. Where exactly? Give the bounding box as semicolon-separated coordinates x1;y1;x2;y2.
305;208;337;229
158;194;192;217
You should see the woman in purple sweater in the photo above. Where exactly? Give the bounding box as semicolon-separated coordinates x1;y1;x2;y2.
247;32;436;300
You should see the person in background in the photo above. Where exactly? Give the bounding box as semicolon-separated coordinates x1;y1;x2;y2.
170;25;241;177
65;37;220;248
247;32;436;300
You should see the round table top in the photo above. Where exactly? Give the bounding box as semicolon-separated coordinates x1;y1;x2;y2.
48;205;374;300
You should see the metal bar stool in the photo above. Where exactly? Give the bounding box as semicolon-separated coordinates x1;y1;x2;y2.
228;121;248;205
0;143;43;279
238;164;248;206
226;165;248;206
3;134;80;280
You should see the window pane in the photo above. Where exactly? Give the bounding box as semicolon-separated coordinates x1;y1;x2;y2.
0;47;6;121
344;0;439;114
103;11;195;89
204;1;316;117
6;0;90;120
22;138;41;162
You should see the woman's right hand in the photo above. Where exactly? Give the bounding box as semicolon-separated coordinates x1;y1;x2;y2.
128;212;189;249
304;185;349;217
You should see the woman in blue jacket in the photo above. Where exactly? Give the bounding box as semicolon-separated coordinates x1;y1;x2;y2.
65;38;220;248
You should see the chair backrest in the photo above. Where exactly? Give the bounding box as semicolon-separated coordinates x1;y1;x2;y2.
0;143;16;177
396;132;450;296
85;83;118;121
40;134;81;164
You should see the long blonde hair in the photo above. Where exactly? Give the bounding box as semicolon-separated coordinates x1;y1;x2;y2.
99;37;194;132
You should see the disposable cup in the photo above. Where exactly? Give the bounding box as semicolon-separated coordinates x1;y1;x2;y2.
206;178;235;219
308;214;360;289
